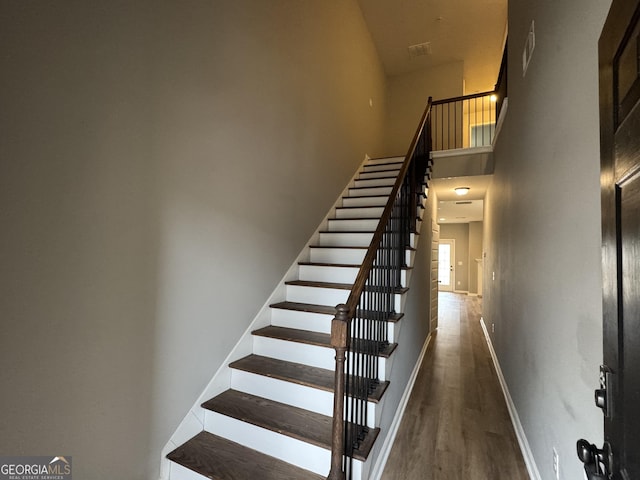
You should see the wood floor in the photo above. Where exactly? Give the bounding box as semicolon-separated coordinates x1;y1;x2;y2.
380;292;529;480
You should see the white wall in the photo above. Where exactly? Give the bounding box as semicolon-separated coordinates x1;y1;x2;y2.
468;221;483;294
483;1;611;478
0;1;387;478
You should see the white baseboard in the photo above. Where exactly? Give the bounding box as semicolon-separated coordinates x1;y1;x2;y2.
480;317;541;480
368;332;433;480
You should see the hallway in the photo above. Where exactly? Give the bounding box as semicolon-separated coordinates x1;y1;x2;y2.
380;293;529;480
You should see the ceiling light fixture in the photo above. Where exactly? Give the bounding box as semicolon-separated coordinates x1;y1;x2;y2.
490;94;497;102
454;187;470;196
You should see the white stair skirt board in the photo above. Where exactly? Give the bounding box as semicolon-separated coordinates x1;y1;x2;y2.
480;318;542;480
335;206;385;219
298;264;408;287
230;369;379;428
368;333;432;480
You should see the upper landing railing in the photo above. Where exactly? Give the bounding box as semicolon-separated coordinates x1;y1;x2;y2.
432;39;507;152
431;91;498;151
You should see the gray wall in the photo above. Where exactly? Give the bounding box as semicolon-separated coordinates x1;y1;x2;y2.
440;223;470;292
383;62;464;156
483;0;610;478
0;2;387;478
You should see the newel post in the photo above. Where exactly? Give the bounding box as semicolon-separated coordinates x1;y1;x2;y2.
327;303;350;480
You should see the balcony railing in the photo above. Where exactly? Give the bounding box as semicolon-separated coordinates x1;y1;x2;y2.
431;92;497;151
327;98;433;480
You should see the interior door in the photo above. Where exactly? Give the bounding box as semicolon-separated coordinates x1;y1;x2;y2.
438;239;454;291
577;1;640;478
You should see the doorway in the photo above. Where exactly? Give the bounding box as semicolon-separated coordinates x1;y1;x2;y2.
438;239;455;291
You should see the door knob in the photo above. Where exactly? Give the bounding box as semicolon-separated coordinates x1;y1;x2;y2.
594;388;606;410
576;439;611;480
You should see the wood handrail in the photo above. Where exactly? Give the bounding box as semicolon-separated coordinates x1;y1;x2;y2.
327;97;432;480
341;97;433;318
432;90;495;105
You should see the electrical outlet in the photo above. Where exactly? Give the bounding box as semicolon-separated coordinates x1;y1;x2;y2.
553;447;559;480
491;323;495;333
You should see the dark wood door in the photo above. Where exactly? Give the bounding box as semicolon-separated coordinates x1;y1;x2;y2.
579;0;640;478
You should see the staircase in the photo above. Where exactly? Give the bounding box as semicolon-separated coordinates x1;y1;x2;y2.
166;155;427;480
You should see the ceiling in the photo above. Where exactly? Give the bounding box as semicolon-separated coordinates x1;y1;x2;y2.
357;0;508;93
356;1;505;223
430;175;492;223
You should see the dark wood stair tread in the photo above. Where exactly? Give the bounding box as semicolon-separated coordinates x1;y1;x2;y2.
201;390;378;461
229;354;388;403
252;325;397;357
270;301;404;323
167;431;324;480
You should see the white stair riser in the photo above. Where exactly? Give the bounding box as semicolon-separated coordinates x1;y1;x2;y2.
309;248;413;266
286;285;403;311
170;462;218;480
348;186;392;197
286;284;350;305
299;264;408;287
327;218;380;232
318;232;373;247
358;170;400;180
230;370;379;428
231;370;333;417
310;248;367;264
353;177;396;188
270;308;334;334
318;232;417;248
253;336;335;370
335;206;385;219
270;307;398;342
253;337;390;378
365;157;404;166
363;163;402;173
342;196;388;208
203;411;332;476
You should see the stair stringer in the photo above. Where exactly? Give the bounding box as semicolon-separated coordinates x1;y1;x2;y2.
158;154;376;479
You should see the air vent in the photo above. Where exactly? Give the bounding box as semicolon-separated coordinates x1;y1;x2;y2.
455;201;472;205
408;42;432;57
